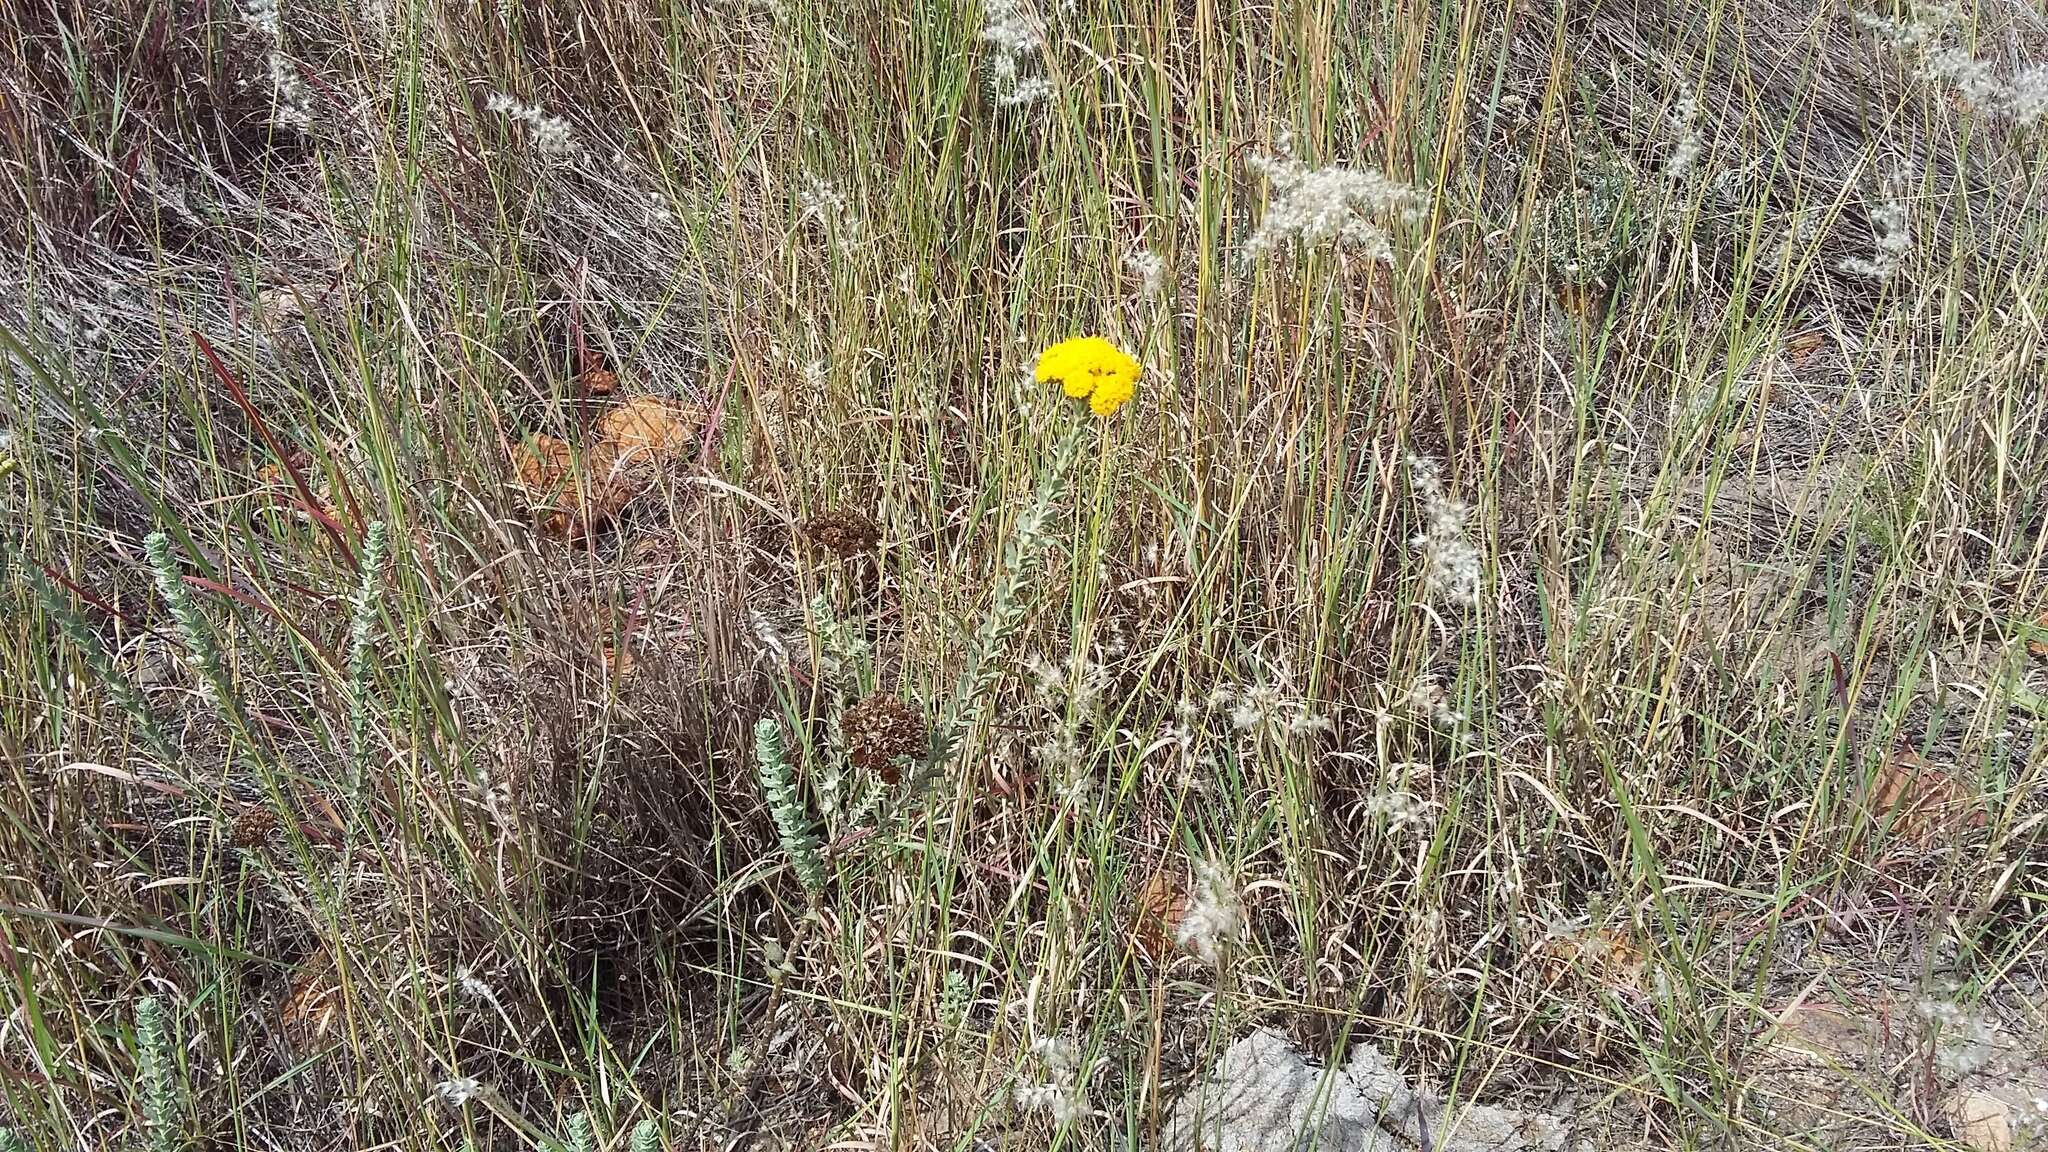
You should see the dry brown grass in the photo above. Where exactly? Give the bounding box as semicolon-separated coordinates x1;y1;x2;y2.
3;0;2047;1149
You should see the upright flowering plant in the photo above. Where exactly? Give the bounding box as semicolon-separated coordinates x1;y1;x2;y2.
1034;336;1141;417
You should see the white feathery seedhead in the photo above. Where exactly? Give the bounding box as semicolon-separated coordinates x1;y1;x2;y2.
435;1077;483;1106
1174;858;1245;966
981;0;1054;109
485;92;580;159
1408;454;1481;610
1243;147;1424;265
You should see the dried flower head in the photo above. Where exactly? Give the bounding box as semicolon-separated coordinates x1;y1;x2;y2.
1663;83;1702;181
1036;336;1141;417
230;804;277;848
1015;1035;1092;1125
1839;187;1911;281
802;511;882;558
841;693;929;782
1859;2;2048;125
484;92;579;158
435;1077;484;1107
981;0;1054;109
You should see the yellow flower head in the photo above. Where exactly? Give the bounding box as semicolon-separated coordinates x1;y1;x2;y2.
1035;336;1141;418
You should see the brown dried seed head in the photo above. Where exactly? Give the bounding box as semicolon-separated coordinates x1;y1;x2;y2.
841;694;928;783
802;511;881;559
231;804;278;848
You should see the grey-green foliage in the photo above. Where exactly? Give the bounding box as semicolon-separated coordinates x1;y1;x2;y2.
21;555;176;762
134;997;183;1152
629;1118;662;1152
806;589;872;688
940;968;972;1037
900;419;1083;806
142;532;233;716
754;718;826;895
1545;149;1641;290
345;519;389;785
562;1111;594;1152
0;1127;30;1152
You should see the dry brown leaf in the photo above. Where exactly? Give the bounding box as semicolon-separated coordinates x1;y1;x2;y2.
602;641;637;683
280;952;341;1042
1766;999;1881;1065
1554;282;1601;320
577;367;619;397
255;459;298;488
1870;746;1986;844
509;434;621;538
594;395;695;464
1534;926;1645;993
1130;870;1188;963
510;434;593;538
2027;612;2048;659
1783;330;1830;367
510;396;698;539
511;433;576;492
252;450;341;522
254;285;308;329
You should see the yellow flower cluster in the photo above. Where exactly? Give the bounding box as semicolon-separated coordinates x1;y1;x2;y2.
1035;336;1141;417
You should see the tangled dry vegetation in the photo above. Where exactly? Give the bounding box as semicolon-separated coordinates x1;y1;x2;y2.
3;0;2047;1149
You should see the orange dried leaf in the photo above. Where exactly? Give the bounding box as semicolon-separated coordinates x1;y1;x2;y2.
1534;926;1645;993
252;449;340;519
1554;282;1601;320
593;396;695;465
1870;747;1985;843
1783;330;1830;367
2027;611;2048;659
510;396;698;540
510;434;612;539
602;641;637;682
1130;870;1188;963
511;434;576;493
280;952;341;1041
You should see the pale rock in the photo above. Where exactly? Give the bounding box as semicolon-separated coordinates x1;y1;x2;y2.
1954;1089;2014;1152
1166;1028;1571;1152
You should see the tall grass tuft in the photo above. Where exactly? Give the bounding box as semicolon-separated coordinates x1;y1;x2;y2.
20;556;176;763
